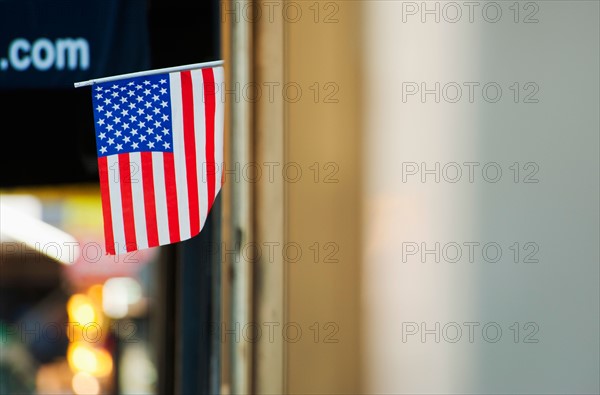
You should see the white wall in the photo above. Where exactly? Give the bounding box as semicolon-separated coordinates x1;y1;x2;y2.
362;1;599;393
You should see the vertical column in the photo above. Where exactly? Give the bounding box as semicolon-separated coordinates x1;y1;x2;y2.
253;0;286;393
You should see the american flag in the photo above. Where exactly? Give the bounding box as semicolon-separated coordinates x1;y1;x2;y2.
91;66;224;255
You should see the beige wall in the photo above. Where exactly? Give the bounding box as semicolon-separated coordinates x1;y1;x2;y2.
285;1;363;393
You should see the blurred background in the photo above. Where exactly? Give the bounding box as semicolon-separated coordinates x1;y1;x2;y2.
0;1;598;394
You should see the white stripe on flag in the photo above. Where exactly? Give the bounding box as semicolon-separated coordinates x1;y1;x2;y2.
213;66;225;196
107;155;127;254
152;151;170;246
129;152;148;250
191;69;208;228
169;72;191;241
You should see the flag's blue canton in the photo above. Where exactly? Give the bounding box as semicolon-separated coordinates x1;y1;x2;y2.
92;73;174;157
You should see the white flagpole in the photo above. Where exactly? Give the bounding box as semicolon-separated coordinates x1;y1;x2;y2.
74;60;224;88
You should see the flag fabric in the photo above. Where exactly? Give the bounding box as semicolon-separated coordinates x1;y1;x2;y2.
90;66;224;255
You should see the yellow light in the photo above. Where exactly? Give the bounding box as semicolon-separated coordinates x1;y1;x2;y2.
94;348;114;377
67;294;96;326
74;304;95;324
68;343;97;373
87;284;103;305
67;343;113;377
72;372;100;395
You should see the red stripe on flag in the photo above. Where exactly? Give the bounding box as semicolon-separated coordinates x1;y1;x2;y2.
181;71;200;235
119;155;137;252
202;67;216;211
141;152;159;248
98;156;115;255
163;152;180;243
